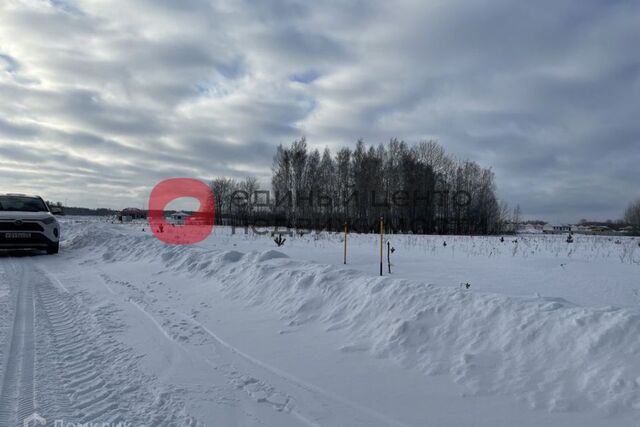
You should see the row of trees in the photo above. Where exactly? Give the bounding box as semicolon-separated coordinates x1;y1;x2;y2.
210;138;510;235
624;199;640;232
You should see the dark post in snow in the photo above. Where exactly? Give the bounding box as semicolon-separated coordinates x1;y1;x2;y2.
379;217;384;276
343;222;348;265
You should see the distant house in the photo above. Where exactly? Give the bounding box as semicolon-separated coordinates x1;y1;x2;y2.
570;225;591;233
543;224;571;233
619;226;634;233
170;211;188;225
589;225;611;233
120;208;146;220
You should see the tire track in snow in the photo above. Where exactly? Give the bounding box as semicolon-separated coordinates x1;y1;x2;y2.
36;277;127;424
0;264;10;402
126;297;320;427
0;257;200;427
184;314;412;427
0;258;37;427
98;269;410;427
35;263;200;426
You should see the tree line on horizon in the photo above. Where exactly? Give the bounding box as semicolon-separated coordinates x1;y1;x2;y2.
210;138;511;235
625;199;640;232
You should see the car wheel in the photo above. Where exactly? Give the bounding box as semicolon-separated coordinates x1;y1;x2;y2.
46;243;59;254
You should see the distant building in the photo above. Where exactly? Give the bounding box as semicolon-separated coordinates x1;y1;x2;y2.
170;212;188;225
120;208;146;220
543;224;571;234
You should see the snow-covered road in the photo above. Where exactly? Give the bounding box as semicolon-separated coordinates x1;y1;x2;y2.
1;219;639;426
0;255;196;426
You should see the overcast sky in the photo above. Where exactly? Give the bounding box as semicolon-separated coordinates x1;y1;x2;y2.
0;0;638;222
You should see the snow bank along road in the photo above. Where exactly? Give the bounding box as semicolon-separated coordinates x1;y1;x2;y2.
0;219;639;426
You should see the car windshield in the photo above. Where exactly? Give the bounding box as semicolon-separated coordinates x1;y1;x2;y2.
0;196;49;212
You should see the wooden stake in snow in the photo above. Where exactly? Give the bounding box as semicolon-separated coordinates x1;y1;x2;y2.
343;222;348;265
379;217;384;276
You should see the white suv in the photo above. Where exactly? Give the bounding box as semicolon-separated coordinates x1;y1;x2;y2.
0;194;60;254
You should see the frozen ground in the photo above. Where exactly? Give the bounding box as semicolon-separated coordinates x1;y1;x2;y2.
0;217;639;426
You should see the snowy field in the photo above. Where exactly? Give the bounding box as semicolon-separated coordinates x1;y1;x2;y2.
1;216;639;427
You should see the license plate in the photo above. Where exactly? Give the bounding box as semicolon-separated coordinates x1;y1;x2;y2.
4;232;31;239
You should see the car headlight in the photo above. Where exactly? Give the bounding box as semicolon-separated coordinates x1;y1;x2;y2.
41;216;57;225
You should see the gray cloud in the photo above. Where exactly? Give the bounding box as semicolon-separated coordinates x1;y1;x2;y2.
0;0;638;222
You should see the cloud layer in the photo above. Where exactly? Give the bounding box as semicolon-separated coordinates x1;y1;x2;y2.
0;0;638;221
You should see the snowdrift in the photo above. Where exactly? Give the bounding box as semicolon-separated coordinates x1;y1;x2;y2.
65;223;640;415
